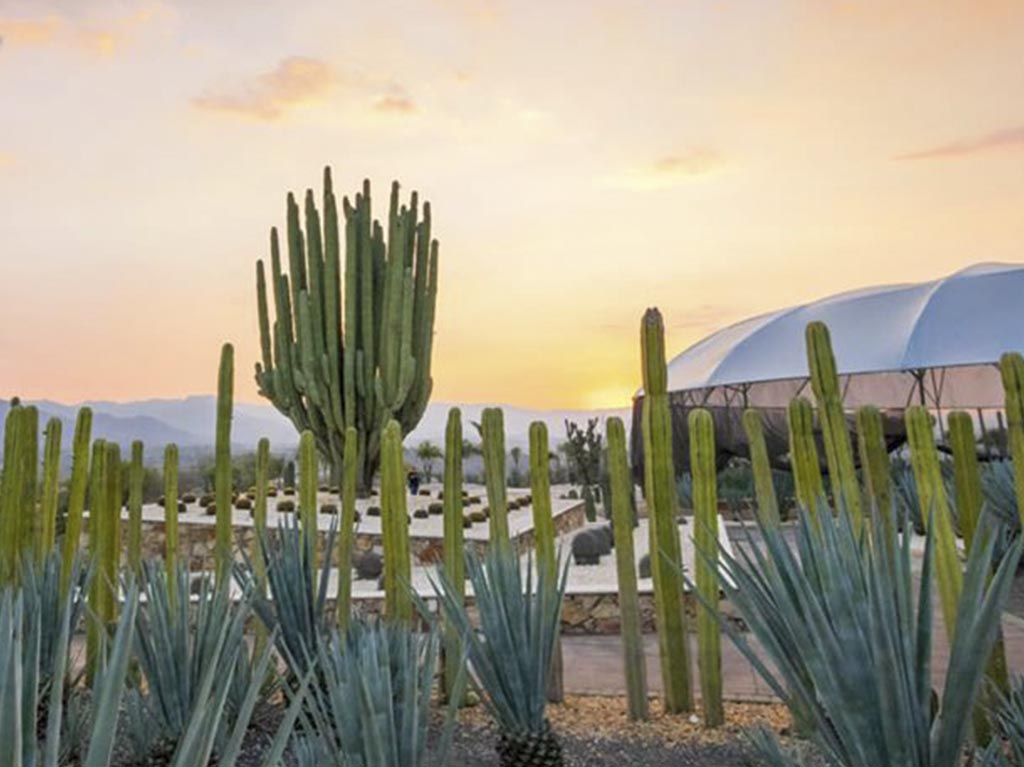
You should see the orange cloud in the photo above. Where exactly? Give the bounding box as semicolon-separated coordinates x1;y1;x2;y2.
0;8;159;57
373;93;418;115
193;57;337;120
895;125;1024;160
605;150;725;190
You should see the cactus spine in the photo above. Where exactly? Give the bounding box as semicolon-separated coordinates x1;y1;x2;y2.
299;430;318;565
215;343;234;582
606;416;648;721
39;417;62;560
442;408;465;700
905;406;962;638
1000;352;1024;526
163;444;180;608
481;407;510;546
336;427;358;631
689;409;723;727
640;308;692;714
787;396;824;517
127;440;144;574
805;322;861;526
741;409;780;527
855;406;892;537
255;169;439;494
380;420;412;622
61;408;92;596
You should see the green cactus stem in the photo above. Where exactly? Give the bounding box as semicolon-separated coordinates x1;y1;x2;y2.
805;322;861;526
61;407;92;596
127;441;144;574
17;405;39;555
482;407;510;546
254;437;270;590
0;405;25;582
38;417;62;561
787;396;824;519
1000;352;1024;526
689;409;723;727
299;430;318;565
381;420;412;622
640;308;693;714
905;406;962;639
855;406;892;541
255;169;439;495
949;412;982;548
336;427;358;631
164;443;180;609
741;409;780;527
86;439;108;682
607;416;649;721
215;342;234;582
442;408;465;701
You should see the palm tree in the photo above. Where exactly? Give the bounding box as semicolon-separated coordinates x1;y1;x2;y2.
415;440;443;482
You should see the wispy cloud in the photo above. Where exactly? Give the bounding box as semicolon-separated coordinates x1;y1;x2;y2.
193;57;337;120
895;125;1024;160
604;150;725;190
373;92;418;115
0;8;161;57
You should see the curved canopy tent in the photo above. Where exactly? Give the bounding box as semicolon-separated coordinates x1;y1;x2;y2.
630;262;1024;476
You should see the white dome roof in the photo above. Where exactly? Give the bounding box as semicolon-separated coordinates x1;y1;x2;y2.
665;262;1024;394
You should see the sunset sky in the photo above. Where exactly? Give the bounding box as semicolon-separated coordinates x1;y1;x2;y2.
2;1;1023;410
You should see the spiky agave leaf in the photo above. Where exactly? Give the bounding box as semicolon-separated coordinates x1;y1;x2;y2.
431;545;568;763
705;504;1021;767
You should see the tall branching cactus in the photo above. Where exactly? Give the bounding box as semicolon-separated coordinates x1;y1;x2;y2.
1000;352;1024;526
640;308;692;714
163;444;180;609
530;420;564;704
336;426;358;630
742;409;780;527
380;420;412;623
299;430;318;565
255;168;439;494
855;406;892;539
905;405;962;638
689;409;723;727
482;407;510;546
805;322;861;526
39;417;62;560
787;396;824;518
215;343;234;582
127;440;144;574
61;407;92;596
442;408;465;701
606;416;648;721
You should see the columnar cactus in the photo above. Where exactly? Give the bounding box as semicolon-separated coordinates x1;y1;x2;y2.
336;427;358;631
805;322;861;526
640;308;693;714
741;409;779;527
855;406;892;540
905;406;961;638
299;430;318;564
1000;352;1024;526
606;416;648;721
787;396;824;518
127;440;144;574
39;417;62;560
105;441;122;609
0;404;28;582
481;407;510;546
255;168;439;495
689;409;723;727
529;420;564;704
61;407;92;596
253;437;270;588
215;342;234;582
380;420;412;622
17;405;38;555
442;408;465;700
948;412;982;548
86;440;115;682
163;443;180;608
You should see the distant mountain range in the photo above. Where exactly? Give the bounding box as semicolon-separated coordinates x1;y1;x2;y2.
0;396;631;464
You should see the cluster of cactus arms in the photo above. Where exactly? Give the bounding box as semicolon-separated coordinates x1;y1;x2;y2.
127;441;144;574
741;409;780;527
855;406;892;539
442;408;464;701
481;407;510;545
787;396;824;518
215;343;234;582
380;420;412;622
255;168;439;495
1000;352;1024;526
640;308;693;714
606;416;648;721
805;322;862;526
336;427;359;631
689;408;724;727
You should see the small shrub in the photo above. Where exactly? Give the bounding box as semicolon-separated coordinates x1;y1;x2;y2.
413;508;429;519
181;493;197;504
234;497;252;511
428;502;443;515
277;499;296;513
320;503;338;515
283;487;296;496
354;550;383;580
367;505;381;517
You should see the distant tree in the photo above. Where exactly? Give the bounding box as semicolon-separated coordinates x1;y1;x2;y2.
563;418;603;521
283;460;296;489
509;445;525;487
415;440;443;482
